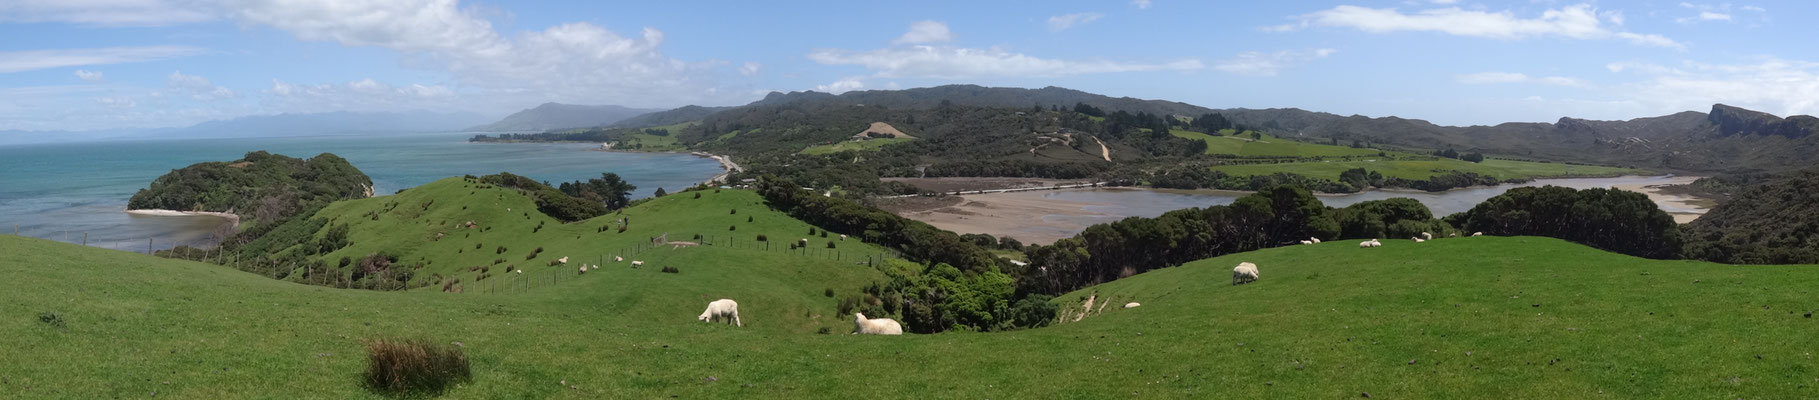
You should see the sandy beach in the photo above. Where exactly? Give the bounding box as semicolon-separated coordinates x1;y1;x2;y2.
1609;176;1708;223
891;189;1129;245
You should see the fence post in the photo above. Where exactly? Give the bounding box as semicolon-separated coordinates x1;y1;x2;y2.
148;238;154;254
82;233;87;246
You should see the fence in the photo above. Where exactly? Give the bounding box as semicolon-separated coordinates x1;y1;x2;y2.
6;225;904;295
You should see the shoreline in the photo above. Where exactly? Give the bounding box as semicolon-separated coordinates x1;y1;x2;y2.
124;209;241;237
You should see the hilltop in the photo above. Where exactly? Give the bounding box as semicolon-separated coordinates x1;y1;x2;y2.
127;151;372;226
7;232;1816;398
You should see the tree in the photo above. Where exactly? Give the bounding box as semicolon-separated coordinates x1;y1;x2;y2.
1461;152;1486;163
653;187;667;197
559;173;638;210
1449;186;1682;259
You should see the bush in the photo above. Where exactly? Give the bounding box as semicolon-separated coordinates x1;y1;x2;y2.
339;256;353;268
816;327;832;335
808;227;817;235
495;246;507;254
729;225;737;231
824;288;835;297
661;266;680;274
693;192;701;199
756;234;767;242
730;208;737;215
747;216;753;222
820;231;829;238
826;241;837;249
362;338;471;395
37;312;65;329
1009;295;1058;329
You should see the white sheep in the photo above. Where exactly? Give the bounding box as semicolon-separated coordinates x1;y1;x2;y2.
1124;302;1141;309
1232;262;1260;285
577;265;587;275
1299;240;1313;245
630;260;644;267
1310;237;1321;244
1472;232;1483;237
1448;233;1458;238
1421;232;1433;241
840;234;847;241
614;256;624;262
557;256;569;264
1412;237;1426;243
1359;240;1373;248
697;299;742;327
852;313;902;335
1360;238;1383;248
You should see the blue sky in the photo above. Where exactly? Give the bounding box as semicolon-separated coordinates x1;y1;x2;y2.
1;0;1813;131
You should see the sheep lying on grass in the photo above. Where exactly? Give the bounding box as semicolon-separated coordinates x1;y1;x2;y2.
852;313;902;335
614;256;624;262
1472;232;1484;237
1310;237;1321;244
1359;239;1382;248
1449;233;1458;238
630;260;644;267
1299;240;1313;245
1421;232;1433;241
839;234;847;241
1124;302;1141;309
1412;237;1426;243
697;299;742;327
1232;262;1260;285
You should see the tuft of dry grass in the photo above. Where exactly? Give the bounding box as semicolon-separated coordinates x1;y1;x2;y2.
363;338;471;396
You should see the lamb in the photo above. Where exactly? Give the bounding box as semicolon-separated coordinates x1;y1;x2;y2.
1310;237;1321;244
1124;302;1141;309
851;313;902;335
1472;232;1483;237
1300;240;1313;245
697;299;742;327
1232;262;1260;285
1421;232;1433;241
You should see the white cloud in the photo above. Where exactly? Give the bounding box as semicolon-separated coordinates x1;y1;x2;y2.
1132;0;1151;9
1212;48;1334;76
74;69;105;82
230;0;734;110
96;95;136;108
1047;13;1104;32
1741;5;1766;12
1456;71;1587;87
1608;58;1819;118
740;62;761;77
814;76;865;94
811;22;1201;79
1273;4;1684;49
893;20;953;44
0;0;216;27
167;70;237;100
0;46;204;74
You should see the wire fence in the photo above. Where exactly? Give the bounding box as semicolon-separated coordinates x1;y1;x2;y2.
7;225;903;296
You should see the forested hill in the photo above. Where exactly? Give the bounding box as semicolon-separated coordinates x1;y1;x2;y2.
466;103;658;132
1684;167;1819;264
748;84;1215;118
127;151;372;224
605;105;733;129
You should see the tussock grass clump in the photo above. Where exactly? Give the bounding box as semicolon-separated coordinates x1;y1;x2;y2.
362;338;470;395
661;266;680;274
38;312;65;329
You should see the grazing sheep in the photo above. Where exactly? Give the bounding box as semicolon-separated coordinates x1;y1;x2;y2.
577;265;587;275
1421;232;1433;241
557;256;569;264
697;299;742;327
631;260;644;267
1472;232;1483;237
1310;237;1321;244
1300;240;1313;245
1448;233;1458;238
852;313;903;335
1232;262;1260;285
1412;237;1426;243
1124;302;1141;309
840;234;847;241
614;256;624;262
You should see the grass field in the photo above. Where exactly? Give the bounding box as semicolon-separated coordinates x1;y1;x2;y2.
1208;157;1641;181
1169;129;1382;158
800;137;913;155
7;224;1817;398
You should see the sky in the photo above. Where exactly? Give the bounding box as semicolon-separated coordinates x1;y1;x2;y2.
1;0;1815;131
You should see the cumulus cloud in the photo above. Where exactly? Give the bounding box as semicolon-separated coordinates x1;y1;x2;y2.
810;22;1200;79
230;0;731;109
1212;48;1334;76
1047;13;1103;32
265;78;456;113
1456;71;1587;87
814;76;866;94
740;62;761;76
1607;58;1819;118
1132;0;1151;9
1270;4;1684;49
0;0;216;27
0;46;204;74
74;69;105;82
893;20;953;44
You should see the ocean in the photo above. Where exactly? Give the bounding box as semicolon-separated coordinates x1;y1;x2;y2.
0;132;724;251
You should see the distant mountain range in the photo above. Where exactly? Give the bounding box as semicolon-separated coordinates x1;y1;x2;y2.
0;110;491;145
465;103;659;132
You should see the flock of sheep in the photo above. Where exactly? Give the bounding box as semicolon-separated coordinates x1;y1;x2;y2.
694;298;903;335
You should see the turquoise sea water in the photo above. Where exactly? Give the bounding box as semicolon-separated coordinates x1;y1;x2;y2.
0;133;722;251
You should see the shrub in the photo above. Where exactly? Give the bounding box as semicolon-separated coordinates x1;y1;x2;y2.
495;246;507;254
339;256;353;268
756;234;767;242
693;192;701;199
362;338;471;395
837;295;860;315
820;231;829;238
729;225;736;231
661;266;680;274
808;227;817;235
730;208;737;215
826;241;837;249
816;327;832;335
825;288;835;297
747;216;753;223
1009;294;1058;329
37;312;64;329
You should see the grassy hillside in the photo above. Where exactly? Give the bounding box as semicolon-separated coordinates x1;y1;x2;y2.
1169;129;1379;157
1210;157;1640;182
7;232;1816;398
800;137;912;155
290;177;898;292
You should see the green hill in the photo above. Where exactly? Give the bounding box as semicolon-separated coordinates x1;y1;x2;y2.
7;231;1816;398
127;151;371;225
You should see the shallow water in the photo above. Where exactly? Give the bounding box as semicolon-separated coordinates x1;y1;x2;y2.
0;133;722;251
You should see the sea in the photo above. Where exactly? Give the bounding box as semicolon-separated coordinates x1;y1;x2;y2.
0;132;724;251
